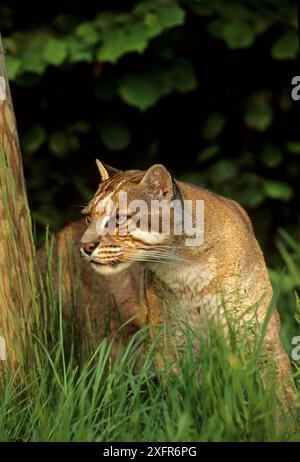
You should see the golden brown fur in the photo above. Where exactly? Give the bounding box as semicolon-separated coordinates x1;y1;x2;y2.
39;162;297;413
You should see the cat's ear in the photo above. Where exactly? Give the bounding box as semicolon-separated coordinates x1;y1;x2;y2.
140;164;173;197
95;159;121;182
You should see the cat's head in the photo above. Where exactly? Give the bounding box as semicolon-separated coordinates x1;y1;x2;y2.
80;160;182;275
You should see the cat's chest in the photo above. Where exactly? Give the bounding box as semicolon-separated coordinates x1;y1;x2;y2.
147;259;220;343
148;258;217;308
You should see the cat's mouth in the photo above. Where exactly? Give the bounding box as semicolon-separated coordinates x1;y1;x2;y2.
89;258;132;274
91;259;122;268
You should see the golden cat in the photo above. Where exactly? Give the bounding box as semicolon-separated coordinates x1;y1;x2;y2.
42;161;296;410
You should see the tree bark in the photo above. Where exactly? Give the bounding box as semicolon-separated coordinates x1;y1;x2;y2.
0;31;35;370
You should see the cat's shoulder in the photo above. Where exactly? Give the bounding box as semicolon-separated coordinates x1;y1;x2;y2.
177;179;253;232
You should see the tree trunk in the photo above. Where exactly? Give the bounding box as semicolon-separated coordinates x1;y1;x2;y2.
0;31;35;371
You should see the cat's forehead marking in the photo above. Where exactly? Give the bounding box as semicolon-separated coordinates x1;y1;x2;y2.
95;194;113;213
91;178;127;212
87;170;144;214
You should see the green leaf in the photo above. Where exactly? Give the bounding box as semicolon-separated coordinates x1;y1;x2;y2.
97;22;147;63
6;55;22;80
118;74;164;111
239;189;265;208
207;19;226;40
168;59;197;92
231;173;265;208
271;31;298;60
207;18;258;49
263;180;293;201
197;144;220;163
261;144;282;168
222;20;256;49
244;96;273;132
285;141;300;155
22;124;46;155
49;132;69;157
96;1;185;63
16;31;50;74
66;35;93;63
75;22;100;45
134;0;185;32
43;38;68;65
70;121;90;133
98;121;131;151
201;114;225;140
118;60;196;111
209;160;237;182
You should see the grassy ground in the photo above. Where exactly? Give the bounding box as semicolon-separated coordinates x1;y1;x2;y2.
0;148;299;442
0;231;299;442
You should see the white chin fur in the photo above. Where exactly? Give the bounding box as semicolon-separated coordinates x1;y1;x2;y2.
90;261;132;275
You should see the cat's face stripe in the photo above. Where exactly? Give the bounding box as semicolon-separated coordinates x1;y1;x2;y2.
80;166;177;275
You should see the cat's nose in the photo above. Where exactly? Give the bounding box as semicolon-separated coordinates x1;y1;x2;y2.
81;242;97;256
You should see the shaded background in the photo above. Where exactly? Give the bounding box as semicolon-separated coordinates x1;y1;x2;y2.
1;0;299;269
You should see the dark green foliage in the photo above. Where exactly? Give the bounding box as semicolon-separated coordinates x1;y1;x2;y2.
1;0;299;258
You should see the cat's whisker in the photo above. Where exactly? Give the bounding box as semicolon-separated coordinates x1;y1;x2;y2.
129;251;188;264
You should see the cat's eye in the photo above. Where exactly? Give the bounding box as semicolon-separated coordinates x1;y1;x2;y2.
86;216;92;225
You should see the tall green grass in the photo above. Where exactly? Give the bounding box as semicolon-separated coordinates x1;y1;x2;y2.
0;146;299;441
0;229;299;442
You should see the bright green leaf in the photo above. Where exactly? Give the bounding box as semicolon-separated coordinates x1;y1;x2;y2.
118;74;162;111
96;1;185;63
221;20;256;49
6;55;22;80
17;31;50;74
75;22;100;45
134;0;185;31
264;180;293;201
66;35;92;63
97;22;148;63
43;38;68;65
